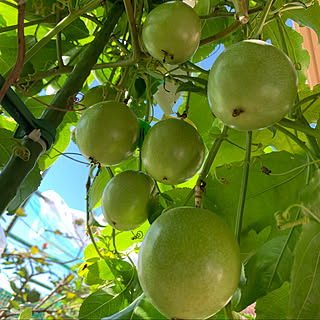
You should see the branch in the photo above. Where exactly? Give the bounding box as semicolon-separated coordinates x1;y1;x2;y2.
200;20;242;46
0;2;125;216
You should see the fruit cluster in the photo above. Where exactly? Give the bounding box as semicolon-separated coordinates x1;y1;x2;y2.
75;1;298;318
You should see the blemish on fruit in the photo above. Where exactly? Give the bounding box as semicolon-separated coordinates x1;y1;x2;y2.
232;108;244;117
163;177;168;181
112;221;117;225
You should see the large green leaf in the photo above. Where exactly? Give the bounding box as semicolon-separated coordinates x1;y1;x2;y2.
240;226;272;264
79;268;141;319
102;294;167;320
192;16;233;63
288;221;320;319
0;116;16;169
263;20;310;85
203;151;307;233
6;163;42;214
38;124;73;171
283;0;320;44
99;221;150;252
236;234;297;311
297;83;320;124
62;18;90;41
0;13;6;27
0;34;18;74
255;281;289;320
300;169;320;221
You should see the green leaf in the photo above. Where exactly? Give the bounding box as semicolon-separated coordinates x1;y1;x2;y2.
62;18;90;40
288;221;320;319
89;168;111;210
102;294;167;320
100;221;150;252
28;40;75;75
300;169;320;222
240;226;272;264
18;307;32;320
0;13;6;27
283;0;320;44
0;34;17;74
0;127;16;169
38;124;73;171
255;281;289;320
237;235;296;311
297;83;320;124
192;17;231;63
203;151;307;233
7;163;42;214
179;93;213;136
162;187;194;207
263;20;310;85
79;268;141;319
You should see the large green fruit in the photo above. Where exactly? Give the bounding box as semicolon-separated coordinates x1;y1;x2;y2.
138;207;241;319
75;101;140;166
141;118;205;185
142;1;201;64
207;39;298;131
102;170;155;231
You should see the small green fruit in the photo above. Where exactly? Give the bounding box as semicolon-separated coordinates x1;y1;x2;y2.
138;207;241;319
207;39;298;131
81;85;117;107
142;1;201;64
102;170;155;231
141;118;205;185
75;101;140;166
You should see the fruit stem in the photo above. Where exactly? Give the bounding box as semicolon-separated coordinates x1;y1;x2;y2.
251;0;274;38
199;126;229;180
234;130;252;243
224;301;234;320
86;171;104;260
193;126;228;208
123;0;141;62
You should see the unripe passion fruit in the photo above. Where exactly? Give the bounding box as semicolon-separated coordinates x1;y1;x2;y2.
75;101;140;166
81;85;117;107
138;207;241;319
102;170;155;231
141;118;205;185
142;1;201;64
207;40;298;131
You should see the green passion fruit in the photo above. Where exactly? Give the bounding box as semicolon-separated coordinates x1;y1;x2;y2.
142;1;201;64
75;101;140;166
102;170;155;231
81;85;117;107
138;206;241;319
141;118;205;185
207;39;298;131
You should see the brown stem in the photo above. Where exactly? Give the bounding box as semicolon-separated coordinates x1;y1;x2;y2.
200;20;242;46
0;0;26;104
